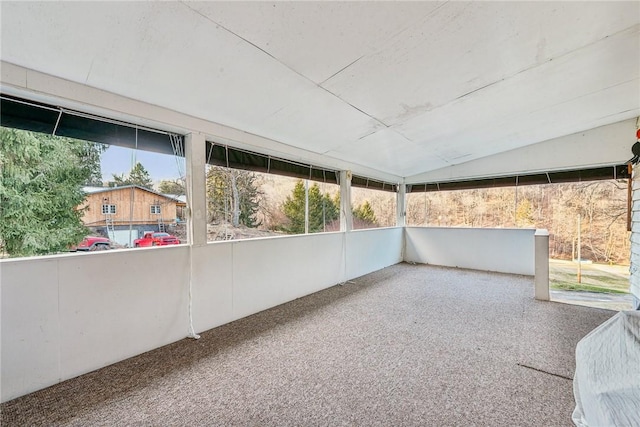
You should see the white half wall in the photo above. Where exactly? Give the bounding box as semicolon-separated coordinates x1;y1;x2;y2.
2;228;403;402
192;229;404;333
1;246;190;402
346;227;404;280
404;227;536;275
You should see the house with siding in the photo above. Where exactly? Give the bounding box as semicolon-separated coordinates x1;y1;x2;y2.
80;186;185;245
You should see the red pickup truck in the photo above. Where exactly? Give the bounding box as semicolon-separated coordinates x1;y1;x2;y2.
133;232;180;247
72;236;112;251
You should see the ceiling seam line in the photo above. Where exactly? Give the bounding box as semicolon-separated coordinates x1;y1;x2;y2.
179;2;301;73
318;56;365;86
172;2;403;181
420;24;640;115
433;78;640;146
317;85;391;128
361;1;452;62
525;79;639;115
180;2;333;93
180;1;392;130
222;129;402;182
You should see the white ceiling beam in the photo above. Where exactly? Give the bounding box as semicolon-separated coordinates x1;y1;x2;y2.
406;118;638;184
1;61;402;183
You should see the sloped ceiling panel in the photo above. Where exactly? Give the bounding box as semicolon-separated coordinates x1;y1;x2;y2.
326;128;448;174
322;2;638;125
184;2;443;85
1;1;638;179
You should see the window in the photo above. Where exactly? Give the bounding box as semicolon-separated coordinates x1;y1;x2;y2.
204;163;343;242
102;204;116;214
150;205;161;214
351;187;397;229
0;103;189;257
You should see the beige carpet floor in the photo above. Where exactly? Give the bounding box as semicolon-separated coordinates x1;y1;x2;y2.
1;263;615;426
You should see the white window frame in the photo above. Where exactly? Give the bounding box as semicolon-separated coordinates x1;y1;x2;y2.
102;204;116;214
150;204;161;214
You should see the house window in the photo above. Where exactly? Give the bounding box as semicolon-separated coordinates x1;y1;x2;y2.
102;204;116;214
150;205;161;214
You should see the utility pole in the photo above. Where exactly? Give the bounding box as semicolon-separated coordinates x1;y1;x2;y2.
577;214;582;283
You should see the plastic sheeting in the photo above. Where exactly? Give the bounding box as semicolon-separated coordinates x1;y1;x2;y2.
573;311;640;427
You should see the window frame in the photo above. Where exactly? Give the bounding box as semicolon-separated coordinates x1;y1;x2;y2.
101;204;116;214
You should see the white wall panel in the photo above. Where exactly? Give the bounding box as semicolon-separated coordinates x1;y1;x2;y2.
191;243;233;332
1;258;61;402
1;230;405;402
231;234;344;319
57;247;190;380
404;227;535;275
346;228;404;280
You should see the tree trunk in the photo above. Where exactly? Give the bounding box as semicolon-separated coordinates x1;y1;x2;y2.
231;171;240;227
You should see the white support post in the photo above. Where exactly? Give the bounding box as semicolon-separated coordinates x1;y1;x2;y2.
534;229;550;301
340;170;353;232
185;133;207;246
304;179;309;234
396;183;406;227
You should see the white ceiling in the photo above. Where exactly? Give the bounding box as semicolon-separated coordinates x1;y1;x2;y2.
1;1;639;181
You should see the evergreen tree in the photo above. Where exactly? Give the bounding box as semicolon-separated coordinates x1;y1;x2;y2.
353;201;377;225
78;142;107;186
0;127;100;257
281;180;339;234
111;162;153;189
206;166;262;227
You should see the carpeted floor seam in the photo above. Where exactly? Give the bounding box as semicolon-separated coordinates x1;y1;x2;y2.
516;363;573;381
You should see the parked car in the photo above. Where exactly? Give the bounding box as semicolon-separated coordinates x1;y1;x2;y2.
73;236;112;251
133;232;180;247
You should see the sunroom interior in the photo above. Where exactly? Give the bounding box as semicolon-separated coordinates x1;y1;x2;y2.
1;1;639;425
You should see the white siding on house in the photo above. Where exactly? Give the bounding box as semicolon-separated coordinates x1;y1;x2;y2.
630;164;640;308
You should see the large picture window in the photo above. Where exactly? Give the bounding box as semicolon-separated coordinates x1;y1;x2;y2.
0;102;188;257
205;166;341;241
204;146;342;241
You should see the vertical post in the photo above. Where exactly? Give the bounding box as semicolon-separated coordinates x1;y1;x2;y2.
514;177;519;226
423;190;428;225
534;229;550;301
185;133;207;246
339;170;353;232
304;179;309;234
396;183;406;227
627;163;632;232
577;214;582;283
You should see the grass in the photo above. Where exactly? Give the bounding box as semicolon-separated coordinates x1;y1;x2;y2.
549;259;630;294
550;280;629;294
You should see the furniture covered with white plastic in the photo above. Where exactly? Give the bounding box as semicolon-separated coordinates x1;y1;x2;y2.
573;310;640;427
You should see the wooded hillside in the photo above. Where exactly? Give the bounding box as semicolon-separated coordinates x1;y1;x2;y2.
208;169;630;264
407;180;630;264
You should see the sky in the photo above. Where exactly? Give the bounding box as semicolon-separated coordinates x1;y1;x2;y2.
100;145;186;184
